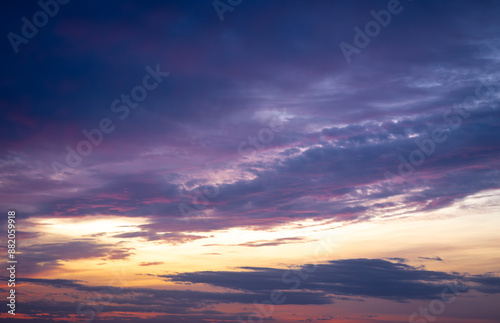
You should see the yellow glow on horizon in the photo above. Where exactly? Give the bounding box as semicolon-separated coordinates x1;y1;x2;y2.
29;215;146;237
25;189;500;288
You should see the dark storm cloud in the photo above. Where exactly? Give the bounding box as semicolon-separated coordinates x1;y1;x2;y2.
17;240;134;275
466;275;500;294
162;258;500;301
162;259;453;300
18;276;332;309
3;103;499;237
6;103;499;236
5;258;500;321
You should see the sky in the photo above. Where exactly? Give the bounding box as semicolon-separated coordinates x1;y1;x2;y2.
0;0;500;322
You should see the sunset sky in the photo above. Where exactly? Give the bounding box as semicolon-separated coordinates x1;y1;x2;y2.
1;0;500;322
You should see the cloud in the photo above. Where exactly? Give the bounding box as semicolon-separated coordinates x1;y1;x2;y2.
113;230;207;244
3;259;498;321
18;240;134;275
14;276;332;319
139;261;164;266
418;256;443;261
162;258;500;301
0;0;498;241
203;236;313;248
2;0;500;321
